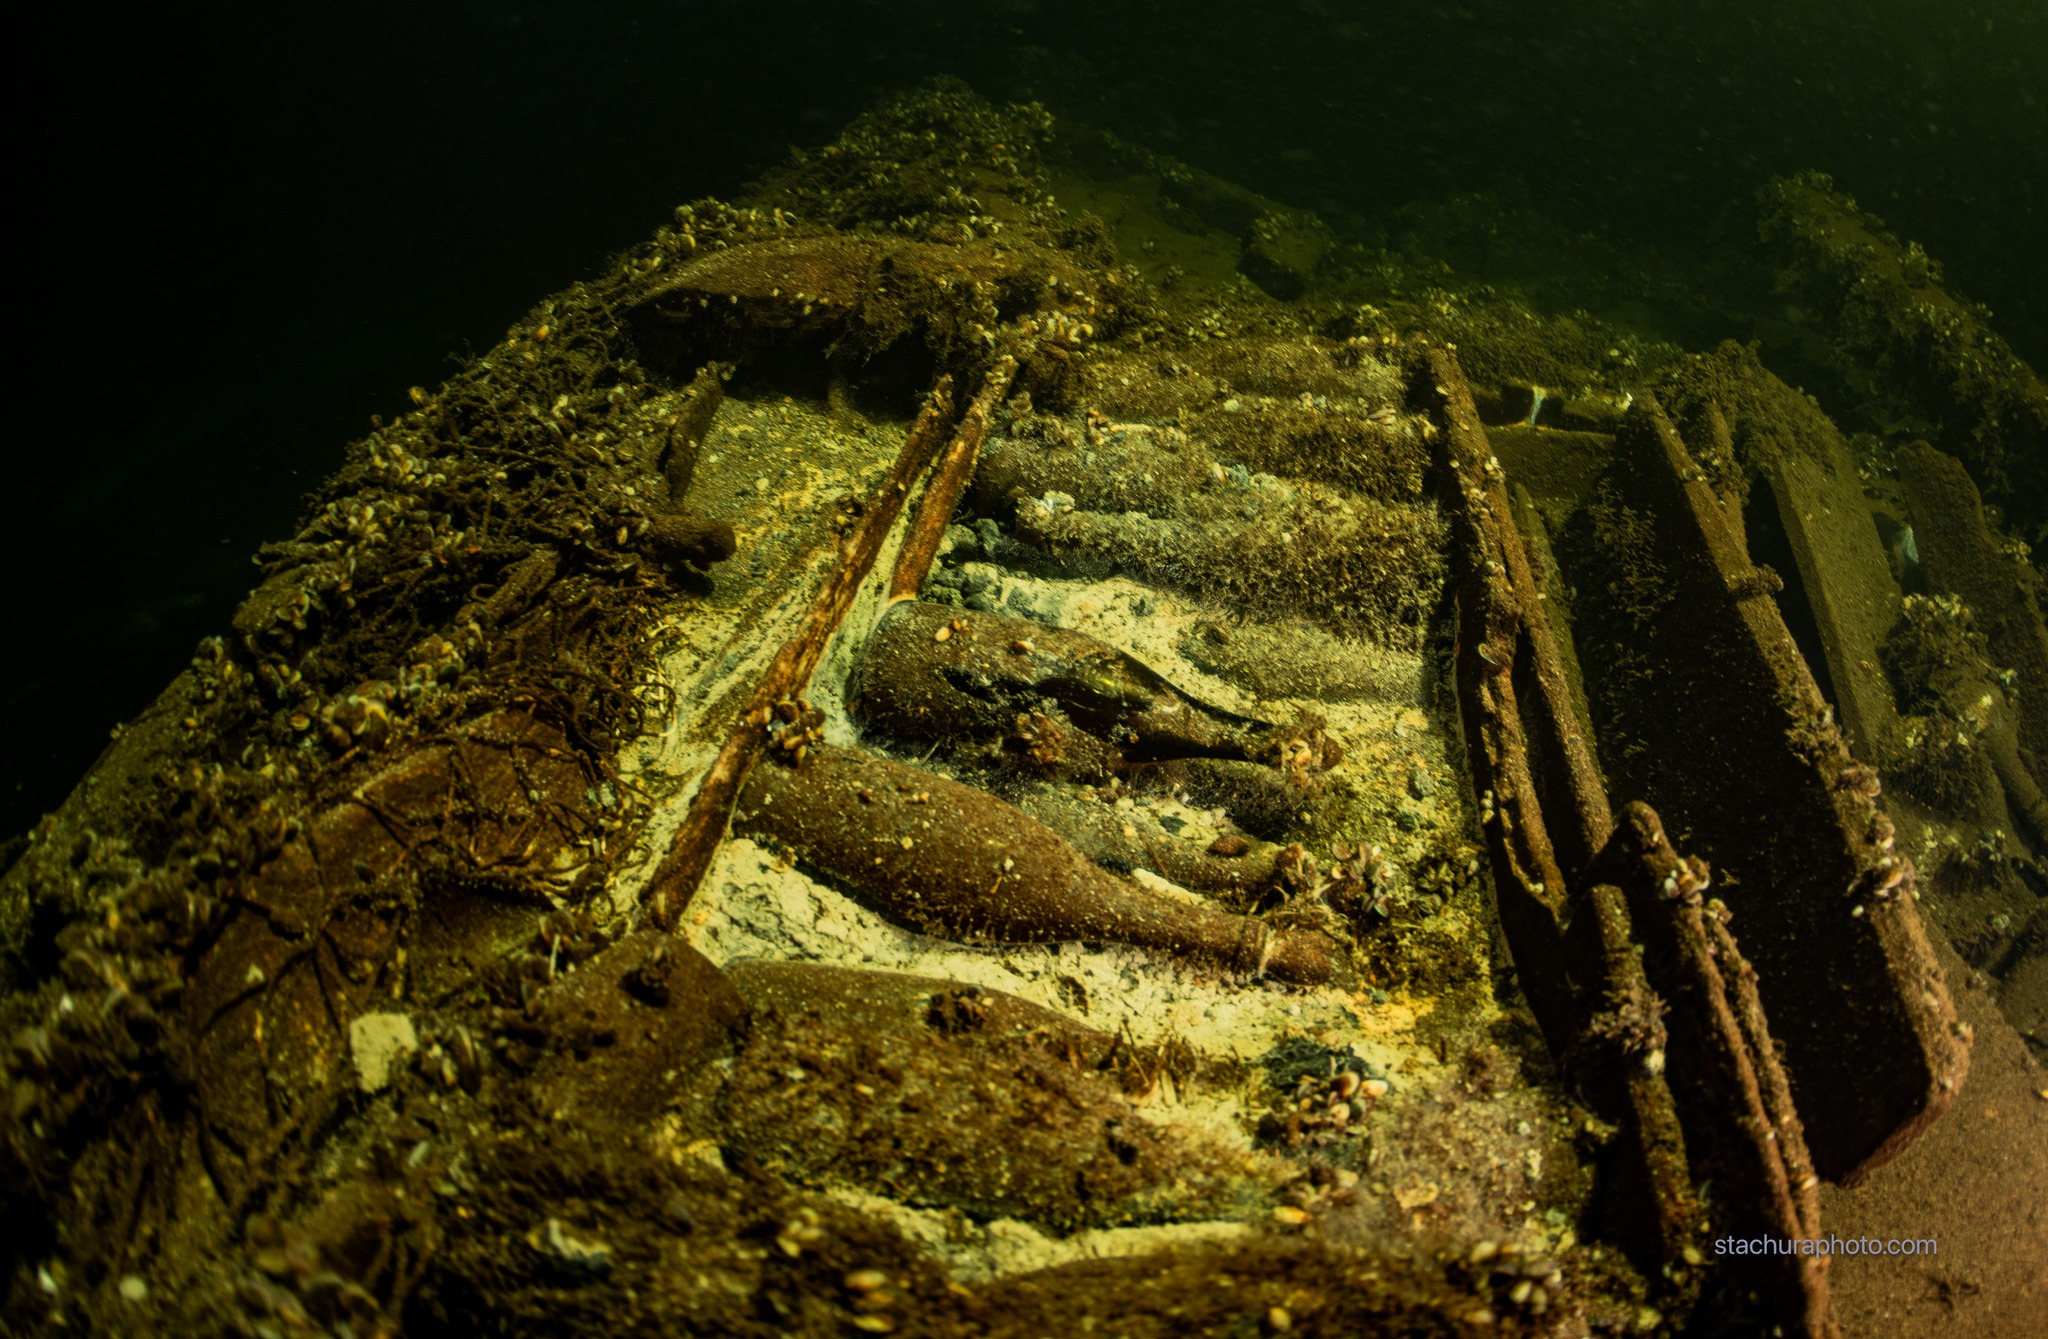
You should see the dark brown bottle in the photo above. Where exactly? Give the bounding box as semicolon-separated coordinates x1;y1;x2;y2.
736;744;1332;984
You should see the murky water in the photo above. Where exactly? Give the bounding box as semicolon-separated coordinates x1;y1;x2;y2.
6;7;2045;1335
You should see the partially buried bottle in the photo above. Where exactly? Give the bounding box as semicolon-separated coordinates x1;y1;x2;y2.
735;744;1334;984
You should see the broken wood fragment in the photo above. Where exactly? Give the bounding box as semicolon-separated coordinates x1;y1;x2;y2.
627;361;739;573
642;514;737;570
889;355;1017;600
1898;441;2048;779
1568;881;1703;1292
659;361;731;501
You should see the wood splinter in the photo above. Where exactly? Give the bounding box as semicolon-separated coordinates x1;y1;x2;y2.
643;361;739;571
887;353;1018;601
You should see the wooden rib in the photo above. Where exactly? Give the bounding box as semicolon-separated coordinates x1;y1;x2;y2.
1583;883;1703;1270
1623;396;1963;1183
1420;347;1611;869
1418;347;1591;1040
641;377;956;928
1424;347;1706;1315
1706;909;1823;1238
1599;803;1837;1338
1427;346;1840;1335
887;355;1017;601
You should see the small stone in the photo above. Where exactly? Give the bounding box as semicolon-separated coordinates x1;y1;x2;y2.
1266;1305;1293;1333
1395;807;1423;832
964;594;998;613
1409;768;1436;799
1393;1176;1440;1210
349;1013;417;1094
529;1217;613;1282
942;523;977;558
1271;1205;1310;1226
118;1275;148;1303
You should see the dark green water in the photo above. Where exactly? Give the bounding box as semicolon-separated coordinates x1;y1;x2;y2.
9;0;2044;841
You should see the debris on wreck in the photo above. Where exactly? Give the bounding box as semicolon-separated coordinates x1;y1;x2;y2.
1758;171;2048;546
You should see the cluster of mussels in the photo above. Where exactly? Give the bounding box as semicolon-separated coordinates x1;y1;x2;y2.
1255;1057;1394;1153
1252;1040;1394;1156
1449;1239;1572;1326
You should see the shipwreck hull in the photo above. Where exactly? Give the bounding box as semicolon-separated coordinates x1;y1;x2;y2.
8;84;2041;1339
